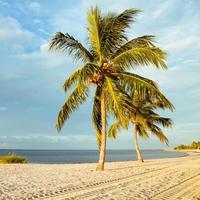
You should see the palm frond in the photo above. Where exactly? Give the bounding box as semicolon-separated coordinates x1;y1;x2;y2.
150;116;173;128
147;123;169;145
108;120;122;139
105;76;134;120
108;118;129;139
92;85;102;149
111;35;156;58
62;69;81;92
49;32;93;62
101;8;141;58
112;47;167;70
140;92;171;110
112;72;174;111
137;124;149;139
87;6;102;61
56;81;89;131
63;63;102;92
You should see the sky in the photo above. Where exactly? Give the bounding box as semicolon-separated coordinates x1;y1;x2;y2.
0;0;200;150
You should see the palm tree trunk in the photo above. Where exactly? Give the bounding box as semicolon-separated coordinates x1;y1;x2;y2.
96;94;107;171
133;124;144;162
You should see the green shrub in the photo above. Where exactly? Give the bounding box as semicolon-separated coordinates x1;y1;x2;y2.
174;141;200;150
0;153;28;164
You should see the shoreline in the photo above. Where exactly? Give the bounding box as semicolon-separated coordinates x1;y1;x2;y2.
164;148;200;156
0;149;187;165
0;152;200;199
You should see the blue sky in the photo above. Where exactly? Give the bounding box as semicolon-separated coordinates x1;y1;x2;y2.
0;0;200;149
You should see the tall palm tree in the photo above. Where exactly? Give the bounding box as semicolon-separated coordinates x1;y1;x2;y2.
109;95;173;162
49;6;173;170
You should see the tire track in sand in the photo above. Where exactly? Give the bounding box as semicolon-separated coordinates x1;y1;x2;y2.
151;173;200;200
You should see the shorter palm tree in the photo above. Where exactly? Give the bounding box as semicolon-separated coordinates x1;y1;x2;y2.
108;95;173;162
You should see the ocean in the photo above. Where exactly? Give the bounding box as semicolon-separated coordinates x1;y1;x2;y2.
0;149;186;164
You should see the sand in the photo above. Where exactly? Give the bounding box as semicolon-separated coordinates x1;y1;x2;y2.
0;151;200;200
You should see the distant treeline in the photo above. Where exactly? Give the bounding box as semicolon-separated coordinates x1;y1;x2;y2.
174;141;200;150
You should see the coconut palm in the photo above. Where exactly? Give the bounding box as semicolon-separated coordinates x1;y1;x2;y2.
109;94;173;162
49;6;173;170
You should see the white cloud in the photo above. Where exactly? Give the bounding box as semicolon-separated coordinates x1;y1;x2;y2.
33;19;42;24
0;142;10;148
0;16;31;39
27;2;41;13
165;36;200;52
4;134;95;142
133;59;200;93
0;0;9;7
153;1;174;18
0;16;39;54
16;42;70;70
0;107;7;111
0;16;70;82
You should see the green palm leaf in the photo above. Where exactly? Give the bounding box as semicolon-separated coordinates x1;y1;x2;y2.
56;81;89;131
111;35;156;58
49;32;93;62
108;119;129;139
92;85;102;149
101;8;141;58
87;6;102;61
108;120;122;139
112;72;174;111
148;114;173;128
112;47;167;70
63;63;102;92
62;69;81;92
137;124;149;139
105;77;134;120
147;123;169;145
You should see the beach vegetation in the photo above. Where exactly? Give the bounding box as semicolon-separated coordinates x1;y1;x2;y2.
0;153;28;164
174;141;200;150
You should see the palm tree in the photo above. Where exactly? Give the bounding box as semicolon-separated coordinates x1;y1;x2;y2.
49;6;173;170
109;94;173;162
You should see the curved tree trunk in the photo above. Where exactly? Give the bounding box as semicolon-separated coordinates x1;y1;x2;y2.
133;124;144;162
96;94;107;171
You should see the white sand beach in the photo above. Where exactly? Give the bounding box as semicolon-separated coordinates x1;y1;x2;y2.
0;152;200;200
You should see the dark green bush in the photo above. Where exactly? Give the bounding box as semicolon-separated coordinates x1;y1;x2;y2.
0;153;28;164
174;141;200;150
